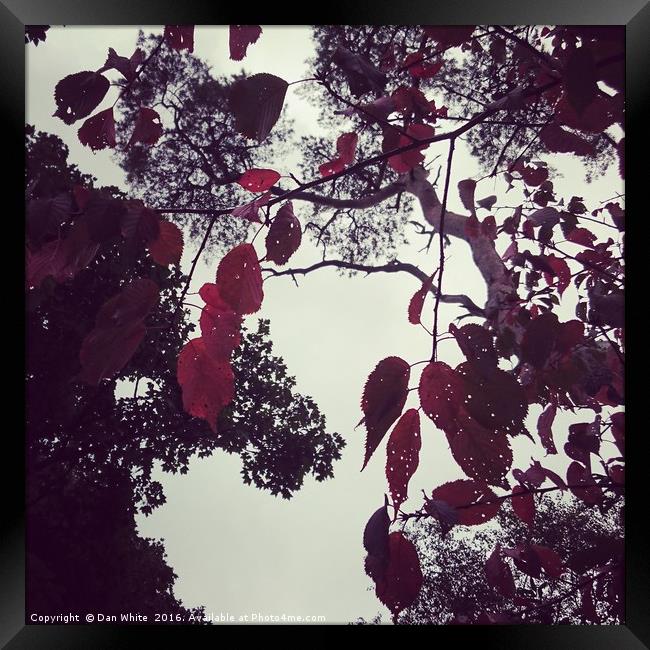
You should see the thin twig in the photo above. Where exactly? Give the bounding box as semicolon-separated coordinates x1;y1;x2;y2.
430;138;456;360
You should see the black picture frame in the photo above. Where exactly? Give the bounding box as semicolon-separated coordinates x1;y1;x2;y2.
5;1;645;646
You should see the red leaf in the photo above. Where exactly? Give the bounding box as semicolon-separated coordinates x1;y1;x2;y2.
27;193;73;246
563;46;599;115
557;94;619;133
458;178;477;214
428;479;501;526
77;108;116;151
237;168;281;193
512;161;548;187
555;319;585;355
79;321;146;386
363;497;391;582
512;460;566;489
449;323;498;374
128;107;163;148
477;196;497;212
229;25;262;61
361;357;410;470
53;71;110;125
418;361;465;431
230;73;288;142
78;279;159;385
73;185;93;211
485;544;515;597
504;544;542;578
388;123;435;172
215;243;264;315
164;25;194;52
407;275;434;325
403;52;443;78
522;219;536;239
386;409;421;517
456;363;527;433
94;277;160;328
318;158;346;178
542;254;571;296
502;239;518;262
336;132;358;164
199;283;242;361
391;86;432;119
512;486;535;527
265;202;302;266
100;47;144;81
537;402;558;454
27;222;99;289
176;338;234;432
446;412;513;489
566;227;596;248
521;312;562;368
121;203;160;242
148;220;183;266
567;461;603;506
514;460;566;491
540;125;594;156
532;544;564;579
231;192;272;223
375;532;423;618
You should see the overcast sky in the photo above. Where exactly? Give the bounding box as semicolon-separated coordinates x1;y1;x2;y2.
27;26;623;624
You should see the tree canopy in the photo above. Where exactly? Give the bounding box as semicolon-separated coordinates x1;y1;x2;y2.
26;24;624;623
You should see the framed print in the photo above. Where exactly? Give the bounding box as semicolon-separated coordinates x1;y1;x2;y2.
4;0;646;646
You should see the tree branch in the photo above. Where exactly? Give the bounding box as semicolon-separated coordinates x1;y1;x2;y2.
262;259;485;316
155;75;566;219
269;181;404;209
403;166;518;320
492;25;563;74
399;480;622;523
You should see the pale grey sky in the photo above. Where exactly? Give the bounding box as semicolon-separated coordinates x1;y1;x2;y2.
27;26;623;624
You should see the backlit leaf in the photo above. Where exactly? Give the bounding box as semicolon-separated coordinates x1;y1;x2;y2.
446;412;513;489
127;107;163;148
361;357;410;470
53;71;110;125
199;283;242;361
386;409;421;518
229;25;262;61
238;168;281;193
418;361;465;431
375;532;423;618
485;544;515;597
230;73;288;142
148;220;183;266
164;25;194;52
77;108;116;151
428;479;501;527
176;338;235;432
78;279;159;385
215;243;264;314
511;485;535;527
265;202;302;266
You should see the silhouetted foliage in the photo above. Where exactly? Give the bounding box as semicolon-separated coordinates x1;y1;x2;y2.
26;126;343;616
27;23;624;624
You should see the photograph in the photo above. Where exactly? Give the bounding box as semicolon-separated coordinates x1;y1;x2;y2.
16;19;634;638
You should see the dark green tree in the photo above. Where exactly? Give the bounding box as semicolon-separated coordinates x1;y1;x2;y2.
26;126;344;617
